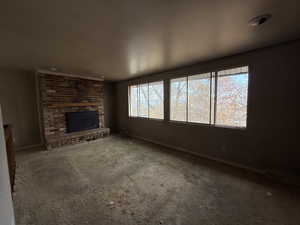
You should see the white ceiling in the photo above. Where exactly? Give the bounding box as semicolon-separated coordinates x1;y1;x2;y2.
1;0;300;80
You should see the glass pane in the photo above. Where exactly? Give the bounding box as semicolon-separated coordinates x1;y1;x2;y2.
149;81;164;119
188;73;211;124
138;83;149;118
216;67;249;127
170;77;187;121
129;85;138;117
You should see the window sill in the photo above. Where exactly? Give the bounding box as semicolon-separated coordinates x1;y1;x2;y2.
214;124;247;130
128;117;247;130
128;116;164;122
168;120;246;130
168;120;211;127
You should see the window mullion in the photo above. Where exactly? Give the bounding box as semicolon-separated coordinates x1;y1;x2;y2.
209;73;212;124
213;72;218;125
128;86;130;116
137;84;140;117
137;85;139;117
186;76;188;122
148;83;149;118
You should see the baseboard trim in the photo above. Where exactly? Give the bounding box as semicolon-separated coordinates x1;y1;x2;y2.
129;134;265;176
16;143;44;151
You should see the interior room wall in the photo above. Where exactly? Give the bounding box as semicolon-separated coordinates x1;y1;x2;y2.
104;82;116;132
0;70;116;150
115;40;299;176
0;106;15;225
0;70;41;149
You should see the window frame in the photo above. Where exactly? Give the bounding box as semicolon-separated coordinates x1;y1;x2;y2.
128;85;139;118
127;65;250;130
214;66;249;129
128;80;164;120
148;80;165;120
169;76;188;122
169;72;215;126
169;65;250;129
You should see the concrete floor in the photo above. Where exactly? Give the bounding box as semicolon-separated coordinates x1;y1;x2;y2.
14;136;300;225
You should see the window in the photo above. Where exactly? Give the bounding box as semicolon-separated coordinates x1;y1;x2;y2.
170;66;249;128
138;83;149;117
129;85;138;117
128;81;164;119
215;67;249;127
170;73;213;124
188;73;211;124
170;77;187;121
149;81;164;119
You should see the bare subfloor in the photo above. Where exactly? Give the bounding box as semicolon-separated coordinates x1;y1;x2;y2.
14;136;300;225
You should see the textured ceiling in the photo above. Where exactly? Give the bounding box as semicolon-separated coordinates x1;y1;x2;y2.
1;0;300;80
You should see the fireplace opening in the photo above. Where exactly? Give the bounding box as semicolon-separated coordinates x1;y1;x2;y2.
66;111;99;133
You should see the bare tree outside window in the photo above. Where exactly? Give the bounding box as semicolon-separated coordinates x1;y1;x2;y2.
215;67;248;127
129;85;138;117
138;83;149;118
129;66;248;128
188;73;211;123
169;66;248;128
128;81;164;119
170;77;187;121
149;81;164;119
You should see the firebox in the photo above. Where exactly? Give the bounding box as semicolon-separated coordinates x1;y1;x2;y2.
66;111;99;133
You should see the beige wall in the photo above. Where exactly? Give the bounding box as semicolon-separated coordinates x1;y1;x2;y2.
0;70;41;149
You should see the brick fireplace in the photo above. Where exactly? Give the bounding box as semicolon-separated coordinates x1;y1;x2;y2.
37;71;110;150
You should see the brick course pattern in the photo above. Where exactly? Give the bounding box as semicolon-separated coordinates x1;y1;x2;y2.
38;73;109;150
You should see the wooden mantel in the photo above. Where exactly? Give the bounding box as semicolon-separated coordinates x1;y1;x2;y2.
47;102;100;108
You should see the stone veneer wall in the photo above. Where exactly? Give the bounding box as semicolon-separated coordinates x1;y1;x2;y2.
38;73;109;150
